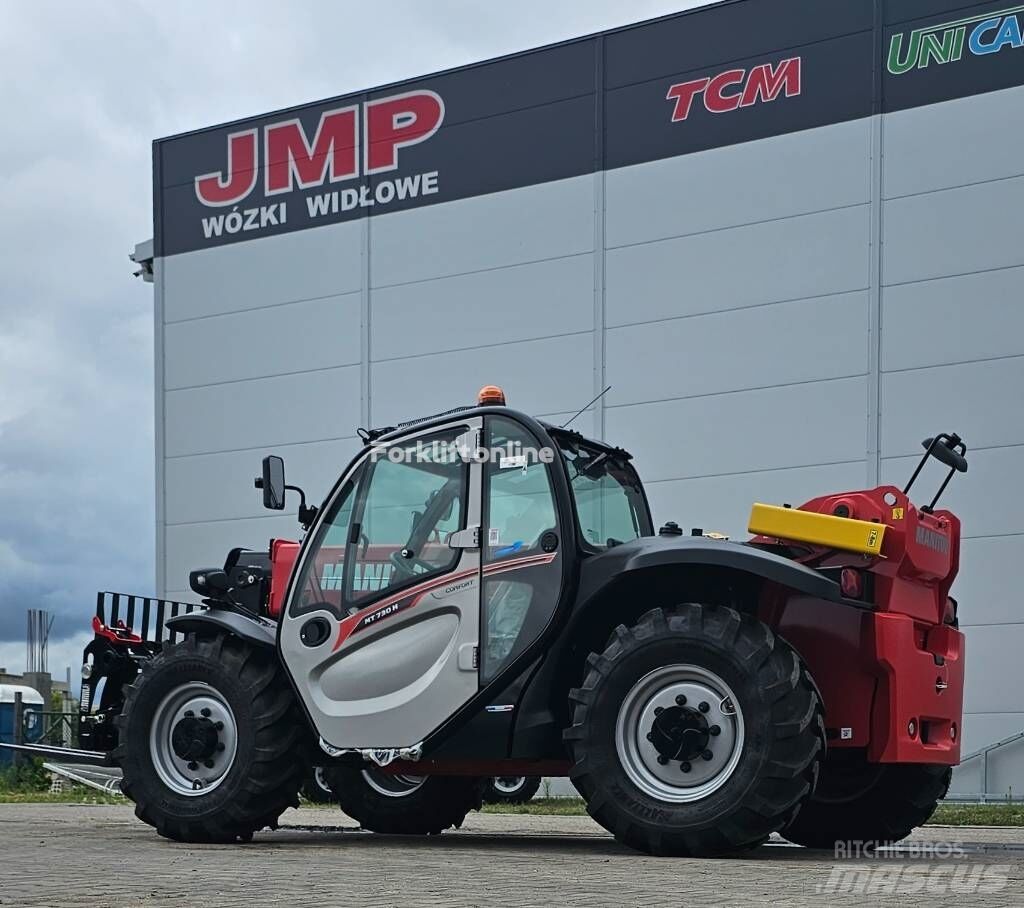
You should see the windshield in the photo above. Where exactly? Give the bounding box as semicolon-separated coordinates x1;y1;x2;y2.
558;436;651;548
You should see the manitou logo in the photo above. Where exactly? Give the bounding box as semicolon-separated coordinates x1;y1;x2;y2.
666;57;801;122
194;90;445;207
889;5;1024;74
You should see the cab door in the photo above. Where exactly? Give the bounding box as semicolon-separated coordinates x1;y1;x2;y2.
279;419;483;751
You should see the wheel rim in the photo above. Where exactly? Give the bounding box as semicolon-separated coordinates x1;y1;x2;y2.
313;766;332;795
361;767;426;798
615;664;745;804
149;681;238;797
492;776;527;795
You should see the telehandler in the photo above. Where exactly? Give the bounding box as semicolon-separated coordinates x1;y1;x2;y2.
66;387;968;856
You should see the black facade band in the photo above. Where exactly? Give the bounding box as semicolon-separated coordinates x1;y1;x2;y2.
154;0;1024;256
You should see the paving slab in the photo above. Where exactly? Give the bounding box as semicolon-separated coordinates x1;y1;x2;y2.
1;803;1022;907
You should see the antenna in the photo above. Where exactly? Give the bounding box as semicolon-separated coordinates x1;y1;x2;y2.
562;386;612;430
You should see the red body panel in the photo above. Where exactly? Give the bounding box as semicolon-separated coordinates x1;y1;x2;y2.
267;539;300;618
762;484;965;765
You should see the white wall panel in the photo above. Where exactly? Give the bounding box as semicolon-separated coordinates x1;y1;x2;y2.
370;176;594;288
884;84;1024;199
165;437;361;525
881;268;1023;372
606;205;870;328
371;255;593;361
370;333;593;426
643;461;867;540
165;292;361;389
956;536;1024;628
162;221;362;322
606;377;867;482
961;625;1024;715
883;175;1024;286
607;118;871;248
606;292;868;407
165;365;361;457
881;357;1024;457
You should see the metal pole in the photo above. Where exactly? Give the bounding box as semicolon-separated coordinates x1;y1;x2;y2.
13;691;23;768
982;750;988;803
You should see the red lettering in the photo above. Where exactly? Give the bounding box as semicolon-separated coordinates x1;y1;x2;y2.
741;57;802;108
704;69;746;114
364;90;444;174
665;78;709;122
264;107;358;195
194;129;258;207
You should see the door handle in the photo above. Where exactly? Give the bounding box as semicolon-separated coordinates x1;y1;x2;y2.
446;525;480;549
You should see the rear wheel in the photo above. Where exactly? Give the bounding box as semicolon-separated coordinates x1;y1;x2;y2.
302;766;334;804
565;604;824;857
326;764;485;834
114;633;306;843
781;754;952;848
484;776;542;805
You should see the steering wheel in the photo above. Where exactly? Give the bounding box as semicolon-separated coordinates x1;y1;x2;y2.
389;548;436;579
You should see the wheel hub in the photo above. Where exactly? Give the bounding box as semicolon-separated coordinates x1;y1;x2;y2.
615;665;745;804
150;682;238;797
171;716;220;762
649;705;710;763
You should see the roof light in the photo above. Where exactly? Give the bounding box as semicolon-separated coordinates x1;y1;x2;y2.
478;385;506;406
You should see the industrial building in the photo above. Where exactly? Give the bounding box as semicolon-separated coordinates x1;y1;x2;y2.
134;0;1024;794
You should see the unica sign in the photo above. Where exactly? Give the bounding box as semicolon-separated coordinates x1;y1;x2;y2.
888;4;1024;74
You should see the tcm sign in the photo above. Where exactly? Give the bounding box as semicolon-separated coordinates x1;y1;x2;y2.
666;57;801;122
195;90;445;207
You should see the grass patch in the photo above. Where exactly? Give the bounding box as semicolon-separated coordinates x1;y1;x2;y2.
482;798;586;816
0;790;123;805
931;803;1024;826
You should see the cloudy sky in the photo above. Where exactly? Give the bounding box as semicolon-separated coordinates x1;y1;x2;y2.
0;0;710;679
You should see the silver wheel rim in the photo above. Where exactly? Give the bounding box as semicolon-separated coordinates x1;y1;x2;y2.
615;664;745;804
313;766;332;794
492;776;527;795
149;681;238;797
361;767;426;798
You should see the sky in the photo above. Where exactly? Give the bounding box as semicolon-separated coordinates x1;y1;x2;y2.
0;0;713;679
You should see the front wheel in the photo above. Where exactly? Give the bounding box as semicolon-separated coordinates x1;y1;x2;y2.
484;776;542;805
114;633;307;843
326;764;485;834
781;754;952;848
565;604;824;857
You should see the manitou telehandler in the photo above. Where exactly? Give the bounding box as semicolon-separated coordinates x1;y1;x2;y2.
52;387;968;856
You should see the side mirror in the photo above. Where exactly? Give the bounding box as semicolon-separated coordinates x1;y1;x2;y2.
257;455;286;510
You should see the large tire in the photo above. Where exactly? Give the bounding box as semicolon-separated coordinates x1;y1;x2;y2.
327;764;485;834
781;754;952;848
565;604;824;857
114;632;307;843
484;776;542;805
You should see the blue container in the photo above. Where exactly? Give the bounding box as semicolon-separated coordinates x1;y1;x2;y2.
0;684;46;766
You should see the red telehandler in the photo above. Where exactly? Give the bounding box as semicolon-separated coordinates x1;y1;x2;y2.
15;387;968;856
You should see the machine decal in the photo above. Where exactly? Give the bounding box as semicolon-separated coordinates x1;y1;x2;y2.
331;552;556;651
888;4;1024;75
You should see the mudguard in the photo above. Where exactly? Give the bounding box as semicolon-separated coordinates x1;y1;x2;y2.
164;610;277;649
573;535;848;608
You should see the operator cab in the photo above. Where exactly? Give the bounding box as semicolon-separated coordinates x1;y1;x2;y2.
262;387;652;755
